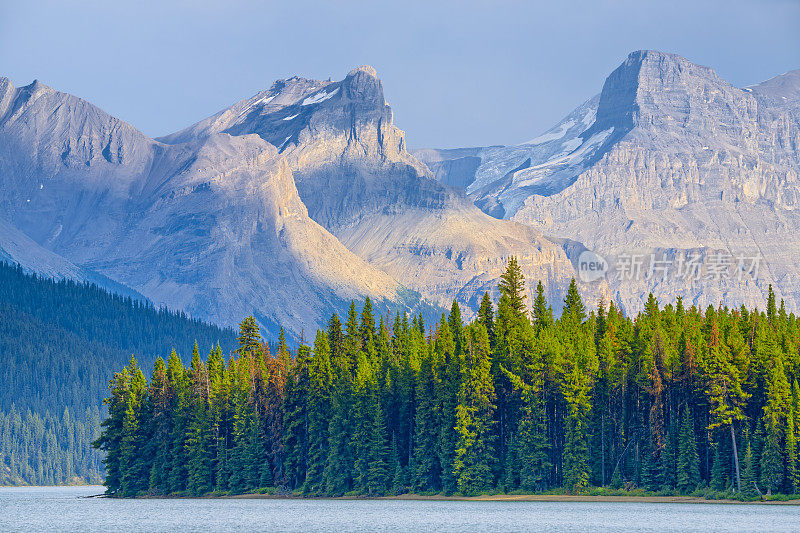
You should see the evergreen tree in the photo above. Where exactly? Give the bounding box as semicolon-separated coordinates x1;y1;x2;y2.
532;281;553;334
767;285;777;324
676;407;700;493
437;314;461;495
704;318;748;492
498;257;527;318
166;350;189;493
562;278;586;324
453;324;496;494
283;345;310;490
237;316;262;356
147;356;172;494
477;292;495;346
412;329;442;492
710;440;725;491
562;362;591;493
559;283;595;493
786;410;798;494
93;367;131;495
366;391;390;495
119;357;149;496
185;347;213;495
760;424;783;493
741;441;758;497
305;330;332;494
503;357;550;492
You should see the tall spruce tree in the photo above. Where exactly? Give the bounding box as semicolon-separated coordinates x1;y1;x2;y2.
532;281;553;334
676;407;700;493
305;330;332;494
704;318;748;492
185;347;213;495
478;292;495;347
413;328;443;492
453;324;496;495
498;257;527;318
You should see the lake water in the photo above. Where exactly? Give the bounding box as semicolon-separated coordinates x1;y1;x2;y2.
2;486;799;532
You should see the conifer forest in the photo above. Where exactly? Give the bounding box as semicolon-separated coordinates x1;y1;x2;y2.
93;258;800;499
0;262;236;485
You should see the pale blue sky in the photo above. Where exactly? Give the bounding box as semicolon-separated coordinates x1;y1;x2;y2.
2;0;798;148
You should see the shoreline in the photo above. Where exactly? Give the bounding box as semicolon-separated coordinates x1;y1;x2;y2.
6;486;798;504
224;493;800;505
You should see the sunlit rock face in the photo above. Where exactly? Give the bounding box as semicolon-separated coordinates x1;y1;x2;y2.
0;77;413;340
7;51;794;332
163;66;582;317
418;51;800;314
0;67;585;338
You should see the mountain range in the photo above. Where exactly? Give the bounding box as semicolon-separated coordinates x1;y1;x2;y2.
417;51;800;316
1;51;797;338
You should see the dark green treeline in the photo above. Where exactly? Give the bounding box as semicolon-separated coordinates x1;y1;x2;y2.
96;259;800;498
0;407;102;485
0;261;237;485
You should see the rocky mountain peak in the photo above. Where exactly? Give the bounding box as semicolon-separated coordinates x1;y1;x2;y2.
268;76;332;103
0;78;55;122
750;69;800;114
13;79;57;107
348;65;378;78
752;69;800;96
588;49;757;149
342;65;384;104
24;79;52;93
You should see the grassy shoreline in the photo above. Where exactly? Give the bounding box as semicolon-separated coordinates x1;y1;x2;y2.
22;484;794;504
222;493;800;504
121;488;800;504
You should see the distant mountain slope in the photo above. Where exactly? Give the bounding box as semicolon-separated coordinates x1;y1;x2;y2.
163;66;582;314
0;261;237;485
419;51;800;314
0;218;144;300
0;76;419;339
0;261;237;415
414;94;602;218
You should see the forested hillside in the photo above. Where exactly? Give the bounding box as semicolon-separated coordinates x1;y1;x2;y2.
0;262;237;485
96;259;800;498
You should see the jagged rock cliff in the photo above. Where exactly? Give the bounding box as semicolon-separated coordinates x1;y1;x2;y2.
418;51;800;314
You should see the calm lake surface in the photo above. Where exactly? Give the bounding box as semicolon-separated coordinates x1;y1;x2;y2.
2;486;799;532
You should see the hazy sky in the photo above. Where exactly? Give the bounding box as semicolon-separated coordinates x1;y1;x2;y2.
2;0;799;148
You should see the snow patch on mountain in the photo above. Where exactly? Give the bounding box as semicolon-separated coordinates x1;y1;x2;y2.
523;119;575;145
302;87;339;106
